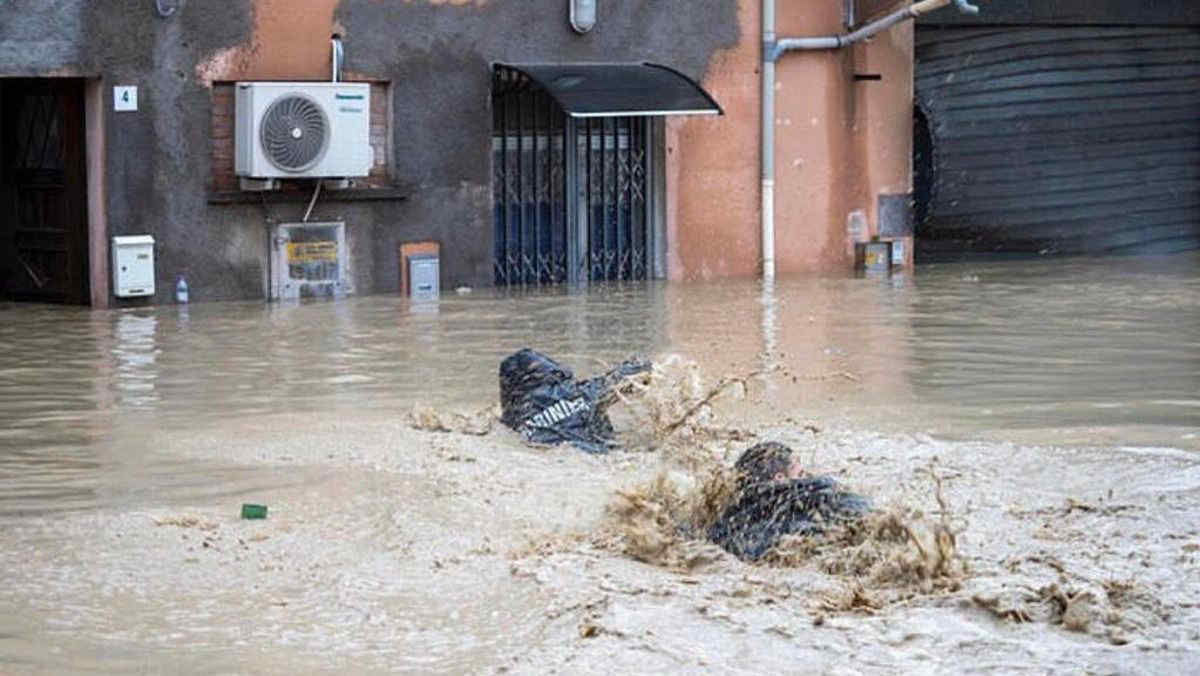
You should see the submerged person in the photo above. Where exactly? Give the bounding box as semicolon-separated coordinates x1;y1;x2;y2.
707;441;870;561
498;348;650;453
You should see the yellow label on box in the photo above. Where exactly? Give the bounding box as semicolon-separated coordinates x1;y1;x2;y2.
287;241;337;264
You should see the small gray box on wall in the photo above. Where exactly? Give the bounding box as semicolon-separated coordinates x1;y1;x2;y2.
408;254;439;300
878;193;914;237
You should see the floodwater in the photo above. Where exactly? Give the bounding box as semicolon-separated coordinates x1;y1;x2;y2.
1;253;1198;673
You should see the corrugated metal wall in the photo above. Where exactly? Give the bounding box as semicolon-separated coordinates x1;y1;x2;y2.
914;26;1200;256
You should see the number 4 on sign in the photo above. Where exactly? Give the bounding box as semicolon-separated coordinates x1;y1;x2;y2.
114;86;138;112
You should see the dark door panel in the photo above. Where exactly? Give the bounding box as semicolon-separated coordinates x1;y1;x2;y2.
1;78;89;304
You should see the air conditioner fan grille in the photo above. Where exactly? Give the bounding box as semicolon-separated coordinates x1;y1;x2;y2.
260;94;328;172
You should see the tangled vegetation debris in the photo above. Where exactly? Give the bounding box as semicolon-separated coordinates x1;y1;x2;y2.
407;403;496;435
605;354;763;451
605;409;969;609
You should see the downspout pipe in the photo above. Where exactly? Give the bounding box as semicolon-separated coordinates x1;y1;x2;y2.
759;0;977;280
761;0;776;280
331;34;344;83
771;0;974;59
154;0;177;18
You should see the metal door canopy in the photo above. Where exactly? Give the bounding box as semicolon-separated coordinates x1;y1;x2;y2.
271;221;350;300
496;63;722;118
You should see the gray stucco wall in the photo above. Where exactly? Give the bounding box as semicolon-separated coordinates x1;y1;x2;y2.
1;0;737;304
3;0;254;303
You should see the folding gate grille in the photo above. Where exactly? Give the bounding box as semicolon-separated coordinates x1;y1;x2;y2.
492;66;651;286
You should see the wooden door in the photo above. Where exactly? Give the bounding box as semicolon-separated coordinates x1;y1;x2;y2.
1;79;89;304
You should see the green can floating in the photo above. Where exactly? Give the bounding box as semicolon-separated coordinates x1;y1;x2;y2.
241;503;268;519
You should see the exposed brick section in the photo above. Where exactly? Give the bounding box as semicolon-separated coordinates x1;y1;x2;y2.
210;84;237;191
368;82;390;185
210;81;391;191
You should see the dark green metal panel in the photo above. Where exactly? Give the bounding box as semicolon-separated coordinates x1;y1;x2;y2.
914;25;1200;256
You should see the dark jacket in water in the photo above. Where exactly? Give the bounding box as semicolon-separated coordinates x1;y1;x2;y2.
707;476;870;561
498;348;650;453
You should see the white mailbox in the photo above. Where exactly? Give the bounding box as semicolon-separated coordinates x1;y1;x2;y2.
111;235;156;298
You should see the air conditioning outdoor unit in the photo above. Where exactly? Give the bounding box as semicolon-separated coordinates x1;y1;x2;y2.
235;82;372;183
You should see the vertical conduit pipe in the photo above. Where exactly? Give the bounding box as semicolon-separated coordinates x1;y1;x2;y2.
761;0;776;281
331;35;344;83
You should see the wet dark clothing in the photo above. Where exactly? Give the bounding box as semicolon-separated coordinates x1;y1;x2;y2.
707;476;870;561
499;348;650;453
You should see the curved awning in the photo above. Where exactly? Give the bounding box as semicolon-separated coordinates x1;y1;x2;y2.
496;62;722;118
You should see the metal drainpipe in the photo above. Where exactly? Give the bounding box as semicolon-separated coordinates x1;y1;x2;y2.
759;0;977;280
761;0;777;280
154;0;177;18
331;34;344;83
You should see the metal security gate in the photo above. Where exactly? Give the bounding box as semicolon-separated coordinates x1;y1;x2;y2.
492;68;568;285
492;66;652;285
915;25;1200;256
577;117;650;282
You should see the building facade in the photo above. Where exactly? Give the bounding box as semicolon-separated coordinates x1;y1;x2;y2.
1;0;933;306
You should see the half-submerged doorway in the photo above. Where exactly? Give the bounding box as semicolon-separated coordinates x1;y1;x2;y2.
490;63;721;287
1;78;90;304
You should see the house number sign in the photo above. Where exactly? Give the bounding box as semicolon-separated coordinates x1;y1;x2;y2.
114;86;138;112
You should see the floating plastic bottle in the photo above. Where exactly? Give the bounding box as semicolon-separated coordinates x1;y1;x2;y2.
241;503;267;519
175;276;189;304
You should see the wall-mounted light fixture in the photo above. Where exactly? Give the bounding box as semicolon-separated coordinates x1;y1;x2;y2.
570;0;596;33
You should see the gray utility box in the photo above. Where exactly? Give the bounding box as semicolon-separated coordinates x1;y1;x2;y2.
112;235;156;298
270;222;350;300
854;240;892;272
408;254;439;300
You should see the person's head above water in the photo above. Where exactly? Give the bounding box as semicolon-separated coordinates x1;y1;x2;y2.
734;441;804;486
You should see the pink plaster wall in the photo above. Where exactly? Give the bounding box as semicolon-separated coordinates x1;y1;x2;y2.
195;0;341;85
672;0;916;279
669;0;763;281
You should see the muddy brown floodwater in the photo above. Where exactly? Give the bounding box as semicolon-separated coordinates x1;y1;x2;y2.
1;253;1198;674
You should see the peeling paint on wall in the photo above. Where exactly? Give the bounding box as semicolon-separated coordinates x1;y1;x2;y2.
196;0;340;85
672;0;756;280
195;44;258;88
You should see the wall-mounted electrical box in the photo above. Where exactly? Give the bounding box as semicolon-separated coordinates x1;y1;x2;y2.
854;240;892;273
111;235;156;298
408;254;439;301
270;221;350;300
